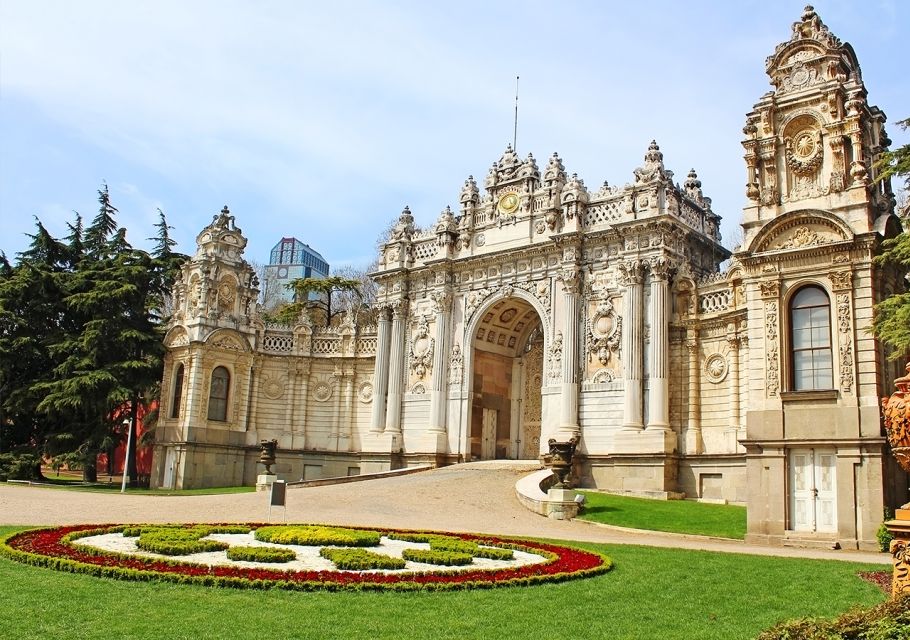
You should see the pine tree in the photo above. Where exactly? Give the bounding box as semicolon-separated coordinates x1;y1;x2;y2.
872;117;910;358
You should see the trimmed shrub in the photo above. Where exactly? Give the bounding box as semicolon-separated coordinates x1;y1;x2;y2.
319;547;406;571
255;525;380;547
130;525;248;556
226;546;296;563
756;592;910;640
474;546;514;561
429;538;478;554
0;452;42;481
401;548;473;566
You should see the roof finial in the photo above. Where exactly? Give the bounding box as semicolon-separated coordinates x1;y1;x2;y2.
513;75;520;153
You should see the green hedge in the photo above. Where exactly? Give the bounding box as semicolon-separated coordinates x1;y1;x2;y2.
226;546;296;563
756;593;910;639
319;548;407;571
473;547;514;561
255;525;380;547
390;533;515;561
126;525;249;556
401;548;473;566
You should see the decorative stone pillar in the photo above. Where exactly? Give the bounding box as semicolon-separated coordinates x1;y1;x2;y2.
369;305;391;433
558;267;581;434
295;359;311;449
727;333;741;429
647;258;671;431
685;333;703;454
384;300;407;433
620;260;644;431
759;280;781;398
428;289;452;433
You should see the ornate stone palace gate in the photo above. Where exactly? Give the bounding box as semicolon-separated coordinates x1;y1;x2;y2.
152;7;907;549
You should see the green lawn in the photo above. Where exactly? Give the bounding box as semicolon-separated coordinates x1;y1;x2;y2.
578;491;748;539
0;525;885;640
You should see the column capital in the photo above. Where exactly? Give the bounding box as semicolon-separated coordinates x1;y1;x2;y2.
648;256;673;281
431;289;453;314
389;298;409;319
558;266;581;295
618;259;645;286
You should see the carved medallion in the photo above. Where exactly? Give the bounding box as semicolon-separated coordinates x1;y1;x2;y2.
312;381;332;402
704;353;728;384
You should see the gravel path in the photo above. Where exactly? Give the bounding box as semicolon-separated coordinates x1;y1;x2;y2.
0;463;889;565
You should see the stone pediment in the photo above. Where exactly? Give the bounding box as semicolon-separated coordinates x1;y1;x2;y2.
749;210;852;254
164;326;190;348
205;329;250;352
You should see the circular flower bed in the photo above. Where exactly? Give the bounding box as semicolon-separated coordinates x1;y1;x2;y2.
0;524;612;592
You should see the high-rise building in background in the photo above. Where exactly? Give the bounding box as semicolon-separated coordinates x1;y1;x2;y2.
262;237;329;306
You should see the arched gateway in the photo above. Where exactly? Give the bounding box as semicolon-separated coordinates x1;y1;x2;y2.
152;8;906;550
464;292;546;460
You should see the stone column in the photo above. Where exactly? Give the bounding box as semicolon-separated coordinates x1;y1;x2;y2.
384;300;407;433
428;290;451;433
369;306;391;433
296;360;311;449
685;333;703;454
727;333;741;430
647;258;671;431
559;267;581;434
620;260;644;431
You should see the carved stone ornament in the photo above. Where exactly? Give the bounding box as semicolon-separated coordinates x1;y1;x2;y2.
759;280;780;299
261;372;286;400
777;226;823;249
837;293;854;393
828;270;852;291
449;343;464;386
408;317;435;379
548;331;563;381
588;300;621;366
210;334;246;351
357;382;373;403
785;128;823;175
765;301;780;397
704;353;729;384
312;381;333;402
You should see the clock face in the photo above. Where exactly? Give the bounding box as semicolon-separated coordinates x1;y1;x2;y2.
498;192;520;214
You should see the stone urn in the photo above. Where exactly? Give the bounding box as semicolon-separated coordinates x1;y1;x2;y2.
258;439;278;474
883;362;910;474
546;436;579;489
883;362;910;596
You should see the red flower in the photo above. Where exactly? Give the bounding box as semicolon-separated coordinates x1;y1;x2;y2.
1;524;612;592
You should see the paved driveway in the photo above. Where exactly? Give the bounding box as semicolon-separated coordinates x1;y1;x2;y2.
0;463;889;565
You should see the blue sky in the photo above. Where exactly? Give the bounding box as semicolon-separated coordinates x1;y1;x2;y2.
1;1;906;270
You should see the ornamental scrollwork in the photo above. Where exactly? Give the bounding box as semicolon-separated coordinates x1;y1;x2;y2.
548;332;563;382
408;317;434;379
587;300;621;366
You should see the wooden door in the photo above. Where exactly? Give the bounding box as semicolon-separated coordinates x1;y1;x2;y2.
481;409;497;460
789;448;837;533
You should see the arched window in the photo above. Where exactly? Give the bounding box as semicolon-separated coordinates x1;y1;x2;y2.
790;286;833;391
207;366;230;421
170;363;185;419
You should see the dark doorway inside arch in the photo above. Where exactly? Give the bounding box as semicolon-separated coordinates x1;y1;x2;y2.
469;297;543;460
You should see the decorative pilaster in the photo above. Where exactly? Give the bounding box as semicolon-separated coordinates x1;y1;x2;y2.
429;289;452;433
727;333;741;429
384;300;407;433
369;305;391;432
685;333;703;454
646;258;671;430
620;260;644;430
759;280;781;398
828;270;855;395
558;267;581;434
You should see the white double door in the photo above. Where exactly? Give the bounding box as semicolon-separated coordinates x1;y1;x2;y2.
789;448;837;533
